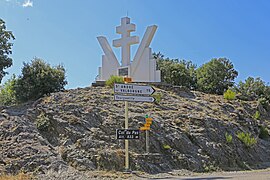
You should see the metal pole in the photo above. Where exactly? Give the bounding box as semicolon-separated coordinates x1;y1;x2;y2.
124;100;129;171
146;130;149;153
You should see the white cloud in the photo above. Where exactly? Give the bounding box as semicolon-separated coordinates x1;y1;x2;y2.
22;0;33;7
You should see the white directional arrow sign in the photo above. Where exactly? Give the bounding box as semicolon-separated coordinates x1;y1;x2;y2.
114;94;155;102
114;83;155;95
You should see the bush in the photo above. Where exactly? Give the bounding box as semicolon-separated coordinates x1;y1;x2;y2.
154;52;197;89
236;77;266;99
0;74;17;106
236;132;257;147
258;97;270;111
253;111;260;120
105;75;124;88
225;132;233;143
196;58;238;95
14;58;67;102
163;144;171;150
259;126;269;139
36;112;51;131
223;89;236;100
152;92;162;103
235;77;270;111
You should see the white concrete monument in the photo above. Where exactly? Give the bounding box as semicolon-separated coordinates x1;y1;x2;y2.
96;17;161;82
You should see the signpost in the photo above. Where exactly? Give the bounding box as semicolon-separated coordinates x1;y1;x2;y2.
114;94;155;102
116;129;140;140
114;79;156;171
140;115;153;153
114;83;155;95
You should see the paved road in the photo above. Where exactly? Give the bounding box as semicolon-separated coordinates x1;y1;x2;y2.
163;170;270;180
132;169;270;180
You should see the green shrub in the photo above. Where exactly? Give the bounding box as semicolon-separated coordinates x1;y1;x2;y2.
0;74;17;106
196;58;238;95
152;92;162;103
223;89;236;100
163;144;171;150
105;75;124;88
225;132;233;143
154;52;197;89
259;126;269;139
203;163;218;172
14;58;67;102
36;112;51;131
253;111;260;120
236;132;257;147
258;98;270;111
237;77;265;98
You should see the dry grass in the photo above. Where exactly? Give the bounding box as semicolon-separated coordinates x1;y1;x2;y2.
0;173;31;180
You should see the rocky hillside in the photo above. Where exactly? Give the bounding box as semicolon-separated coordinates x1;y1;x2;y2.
1;85;270;176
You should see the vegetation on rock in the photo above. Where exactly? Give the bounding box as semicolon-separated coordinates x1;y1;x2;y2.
225;132;233;143
236;132;257;147
259;125;269;139
152;92;163;103
253;111;260;120
36;112;51;131
105;75;124;88
223;89;236;100
162;144;171;150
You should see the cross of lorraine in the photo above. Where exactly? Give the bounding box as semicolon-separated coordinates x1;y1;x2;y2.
96;17;161;83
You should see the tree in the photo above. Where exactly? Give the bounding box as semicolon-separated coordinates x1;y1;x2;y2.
0;19;15;83
14;58;67;102
236;77;266;99
196;58;238;94
0;74;17;106
233;77;270;111
154;52;197;89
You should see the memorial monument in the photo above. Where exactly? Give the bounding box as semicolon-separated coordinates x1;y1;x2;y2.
96;17;161;82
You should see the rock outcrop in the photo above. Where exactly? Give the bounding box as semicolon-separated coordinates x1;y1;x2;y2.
1;86;270;176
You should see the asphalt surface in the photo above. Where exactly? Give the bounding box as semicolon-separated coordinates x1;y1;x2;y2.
157;170;270;180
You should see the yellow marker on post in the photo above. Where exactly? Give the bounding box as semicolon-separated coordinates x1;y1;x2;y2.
140;127;150;131
123;77;132;83
139;115;153;153
146;118;153;125
144;124;151;127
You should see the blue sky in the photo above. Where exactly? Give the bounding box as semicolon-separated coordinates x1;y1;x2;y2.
1;0;270;89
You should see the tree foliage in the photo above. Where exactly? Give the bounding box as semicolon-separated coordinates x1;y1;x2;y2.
235;77;268;100
196;58;238;94
105;75;124;88
223;89;236;100
0;19;15;83
0;74;17;106
14;58;67;102
234;77;270;110
154;52;197;89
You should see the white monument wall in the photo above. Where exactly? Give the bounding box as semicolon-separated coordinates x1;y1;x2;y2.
96;17;161;83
